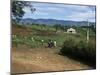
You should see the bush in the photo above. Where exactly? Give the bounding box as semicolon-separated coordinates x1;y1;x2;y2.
60;37;96;68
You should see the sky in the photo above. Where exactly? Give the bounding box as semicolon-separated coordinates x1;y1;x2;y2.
23;2;96;22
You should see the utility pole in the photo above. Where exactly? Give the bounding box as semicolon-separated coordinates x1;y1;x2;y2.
87;19;89;43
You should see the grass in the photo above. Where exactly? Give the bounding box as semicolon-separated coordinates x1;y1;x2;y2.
12;33;67;48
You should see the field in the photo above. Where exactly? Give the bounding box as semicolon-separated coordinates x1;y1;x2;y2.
11;24;96;74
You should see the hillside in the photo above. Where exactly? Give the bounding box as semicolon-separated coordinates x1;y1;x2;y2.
20;18;95;26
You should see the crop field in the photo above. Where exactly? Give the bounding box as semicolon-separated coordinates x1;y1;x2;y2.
12;24;96;74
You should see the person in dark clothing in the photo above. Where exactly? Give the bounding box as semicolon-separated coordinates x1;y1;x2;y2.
48;39;54;48
48;39;51;48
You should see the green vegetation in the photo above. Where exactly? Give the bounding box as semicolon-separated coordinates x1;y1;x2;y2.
12;24;67;48
12;1;36;24
60;36;96;68
12;24;96;67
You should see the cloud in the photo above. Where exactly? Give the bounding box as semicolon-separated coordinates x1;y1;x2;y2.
66;11;95;22
23;2;96;22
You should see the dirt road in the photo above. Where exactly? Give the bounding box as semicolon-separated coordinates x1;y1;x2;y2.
12;46;91;74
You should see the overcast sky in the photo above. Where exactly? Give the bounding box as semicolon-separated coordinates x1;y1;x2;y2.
23;2;96;22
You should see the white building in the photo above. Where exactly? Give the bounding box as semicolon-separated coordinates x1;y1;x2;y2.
67;28;76;34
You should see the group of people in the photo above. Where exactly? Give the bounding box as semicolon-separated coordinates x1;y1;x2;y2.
48;39;56;48
41;39;57;48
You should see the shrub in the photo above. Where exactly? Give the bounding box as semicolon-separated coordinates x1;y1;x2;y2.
60;37;96;68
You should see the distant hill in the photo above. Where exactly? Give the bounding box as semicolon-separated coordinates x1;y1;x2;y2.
20;18;95;26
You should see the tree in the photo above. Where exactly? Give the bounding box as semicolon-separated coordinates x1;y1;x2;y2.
12;0;36;24
89;25;96;33
53;24;61;31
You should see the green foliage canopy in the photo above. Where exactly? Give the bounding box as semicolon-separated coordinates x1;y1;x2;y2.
12;0;36;24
